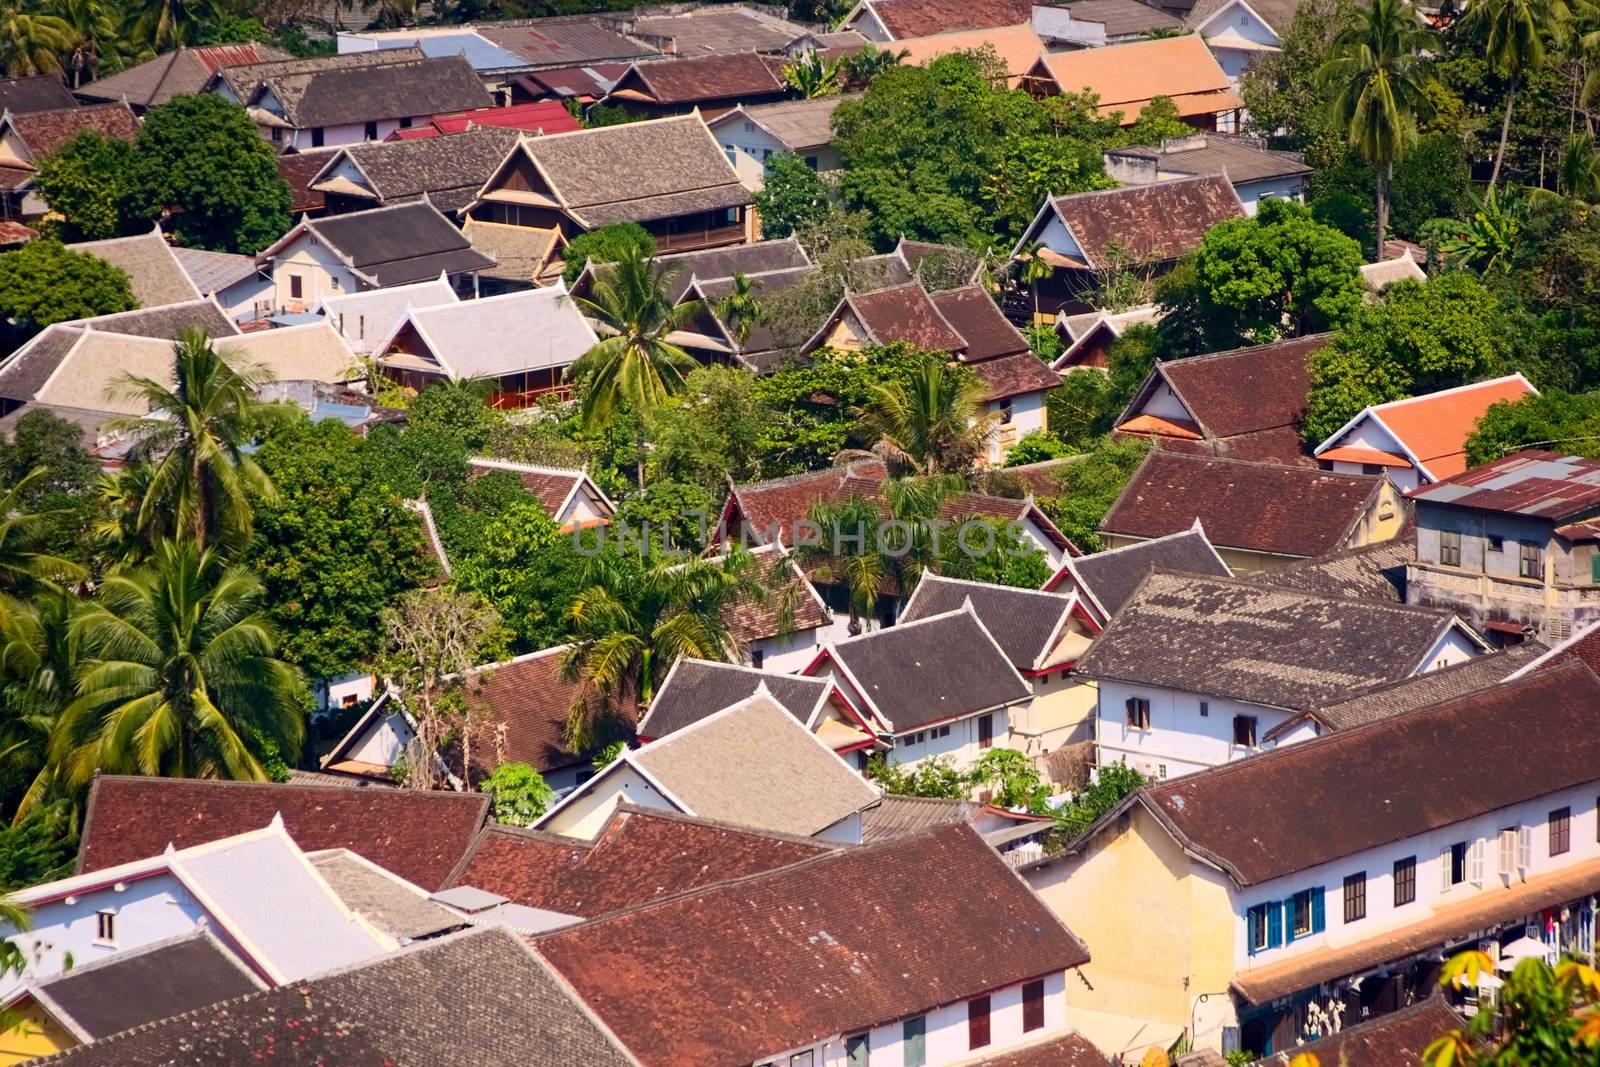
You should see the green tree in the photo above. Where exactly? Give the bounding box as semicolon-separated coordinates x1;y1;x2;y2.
1054;762;1145;838
53;540;306;786
247;418;426;681
1317;0;1438;251
127;94;290;254
647;366;767;493
0;589;81;820
450;500;588;651
127;0;223;50
481;762;556;826
859;361;996;477
111;329;286;554
562;222;655;284
864;752;971;799
1464;388;1600;464
1156;199;1366;351
840;44;906;88
1303;273;1510;442
752;153;832;240
1004;430;1074;466
934;518;1052;589
561;547;762;749
969;747;1051;812
31;130;135;242
1121;96;1192;146
1462;0;1570;188
51;0;125;87
1034;435;1152;551
0;800;75;888
0;469;85;601
0;239;134;335
1440;184;1525;273
1427;951;1600;1065
713;270;762;345
782;50;842;98
0;1;72;76
567;248;700;489
0;411;100;564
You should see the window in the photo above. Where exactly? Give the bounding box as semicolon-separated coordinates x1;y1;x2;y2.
340;693;359;708
1232;714;1257;748
1022;979;1045;1032
1199;700;1209;717
1489;534;1504;551
289;275;303;300
931;724;950;739
968;995;991;1050
311;127;324;148
357;314;365;339
1551;807;1572;856
95;909;115;943
751;649;765;669
978;714;993;749
846;1035;869;1067
1593;555;1600;584
999;397;1014;424
271;126;282;142
804;155;819;169
1157;764;1167;780
1439;529;1462;567
1394;856;1416;906
1290;889;1313;937
725;147;737;165
399;116;413;128
791;1054;813;1067
364;120;378;140
328;275;339;291
1343;872;1367;923
1125;697;1151;730
1520;540;1544;579
1447;841;1467;886
902;1016;926;1067
1248;904;1270;952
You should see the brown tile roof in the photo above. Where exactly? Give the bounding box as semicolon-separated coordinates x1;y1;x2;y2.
475;17;655;65
1074;571;1464;711
843;281;969;353
7;102;137;160
721;544;831;644
76;775;488;891
1124;335;1321;451
1046;174;1244;268
612;52;787;105
726;458;890;537
624;6;809;56
261;53;493;129
1521;621;1600;677
275;148;336;213
1100;449;1386;558
212;45;427;99
468;457;587;517
1106;133;1310;184
973;1031;1114;1067
1407;450;1600;523
967;351;1063;402
1249;536;1413;603
1028;35;1241;120
1137;658;1600;886
864;0;1034;38
39;927;637;1066
1250;997;1460;1066
453;805;829;918
933;285;1030;361
532;822;1090;1066
0;76;77;114
639;658;830;740
75;44;289;109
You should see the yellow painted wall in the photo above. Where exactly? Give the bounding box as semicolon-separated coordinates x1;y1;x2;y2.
0;1000;75;1065
1014;675;1096;754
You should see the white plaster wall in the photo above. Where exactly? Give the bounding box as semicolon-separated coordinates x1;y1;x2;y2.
1327;460;1420;492
345;711;413;766
1036;212;1085;261
813;810;863;846
1236;175;1307;216
989;391;1049;463
538;763;675;839
215;273;275;323
557;487;612;529
1095;681;1294;780
1135;379;1192;423
751;625;827;675
316;672;375;712
271;234;360;311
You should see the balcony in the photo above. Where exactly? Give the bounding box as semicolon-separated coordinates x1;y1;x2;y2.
653;222;747;255
1407;561;1600;610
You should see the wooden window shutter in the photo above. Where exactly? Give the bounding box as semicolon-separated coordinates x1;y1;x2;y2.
1310;887;1325;933
1470;839;1486;886
1266;902;1283;948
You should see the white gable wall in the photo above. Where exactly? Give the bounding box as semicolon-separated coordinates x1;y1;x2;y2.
1132;379;1193;423
1096;681;1294;781
1199;1;1281;82
538;762;677;839
986;390;1048;464
1036;211;1087;262
269;232;361;312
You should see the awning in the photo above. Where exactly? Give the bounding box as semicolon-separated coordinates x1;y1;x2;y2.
1317;445;1412;467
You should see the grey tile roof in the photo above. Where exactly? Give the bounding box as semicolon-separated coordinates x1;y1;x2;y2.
213;45;427;99
0;75;78;114
259;53;493;128
1062;0;1186;34
628;692;880;837
1249;537;1414;603
823;604;1032;730
475;17;655;66
319;274;458;354
1297;640;1549;733
711;93;853;152
638;658;829;739
316;126;521;213
625;5;810;55
462;218;564;284
1105;133;1310;184
1061;526;1230;618
309;850;464;940
35;927;637;1066
898;574;1078;673
1074;572;1470;710
65;229;204;308
858;794;969;843
389;286;597;379
170;246;258;294
29;931;263;1041
75;44;290;108
301;201;494;287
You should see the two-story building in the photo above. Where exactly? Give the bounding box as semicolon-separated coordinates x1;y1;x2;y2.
1026;660;1600;1059
1074;571;1487;780
1407;449;1600;644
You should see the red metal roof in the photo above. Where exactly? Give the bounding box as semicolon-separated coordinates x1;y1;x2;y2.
1407;449;1600;521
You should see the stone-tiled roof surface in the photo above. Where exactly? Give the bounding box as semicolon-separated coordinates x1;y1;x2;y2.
1107;133;1310;183
37;927;636;1066
30;931;262;1041
619;52;786;103
1143;659;1600;885
1302;640;1547;731
7;102;137;159
214;45;426;98
1075;571;1459;710
77;775;488;890
716;93;852;150
76;44;289;108
823;605;1031;728
66;230;203;307
304;200;493;286
858;794;969;843
640;659;828;740
967;350;1064;402
899;574;1076;672
461;218;563;284
720;546;831;643
308;850;463;940
1143;334;1321;442
532;822;1090;1067
629;693;878;836
1250;536;1413;603
1062;0;1186;34
626;5;809;55
393;286;597;379
1186;0;1301;33
171;245;258;294
864;0;1034;37
260;53;492;128
0;76;77;114
1251;997;1461;1067
1064;527;1230;617
275;148;336;213
320;275;457;354
846;282;968;353
1100;449;1383;557
320;125;520;212
474;18;655;65
1050;174;1243;266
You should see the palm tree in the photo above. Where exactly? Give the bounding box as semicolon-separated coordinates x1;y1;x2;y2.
1016;241;1054;325
50;0;122;87
783;51;843;98
50;540;304;786
859;361;998;477
0;2;73;77
841;45;907;88
1317;0;1438;252
560;548;763;750
1560;131;1600;199
714;271;763;345
0;590;78;822
1463;0;1571;188
0;469;84;600
567;249;701;490
109;329;285;555
125;0;222;51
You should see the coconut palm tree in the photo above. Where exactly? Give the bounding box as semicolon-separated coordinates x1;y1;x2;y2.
1560;131;1600;200
125;0;222;51
0;469;84;600
1016;241;1054;325
859;361;998;477
714;271;763;345
50;540;304;786
0;590;79;822
560;547;763;750
0;1;73;77
1463;0;1571;188
567;248;701;490
782;51;843;98
1318;0;1438;252
50;0;123;87
109;329;286;555
841;45;907;88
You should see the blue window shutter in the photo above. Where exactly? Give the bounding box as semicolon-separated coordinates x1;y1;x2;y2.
1267;902;1283;948
1284;896;1296;945
1246;906;1259;956
1311;887;1326;933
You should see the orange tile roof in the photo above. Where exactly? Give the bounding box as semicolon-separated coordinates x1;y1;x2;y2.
1357;375;1536;481
1029;35;1239;121
1316;444;1410;467
1119;412;1202;440
896;24;1044;85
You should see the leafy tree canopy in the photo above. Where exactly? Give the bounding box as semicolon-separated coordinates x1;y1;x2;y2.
0;239;135;334
481;762;556;826
1034;435;1153;552
1464;389;1600;466
752;152;832;239
32;130;136;242
562;222;656;283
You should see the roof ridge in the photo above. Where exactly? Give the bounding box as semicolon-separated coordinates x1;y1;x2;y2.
1140;447;1382;480
603;801;839;851
1138;567;1452;617
1157;331;1329;368
1314;641;1539;714
89;773;490;804
915;572;1074;603
1369;372;1534;412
